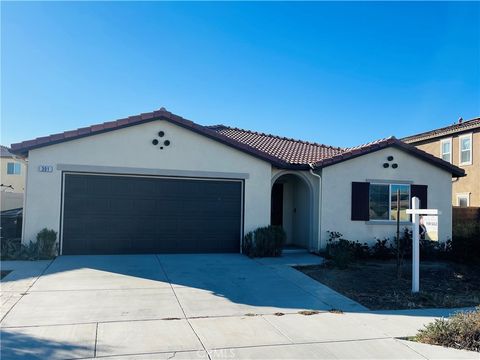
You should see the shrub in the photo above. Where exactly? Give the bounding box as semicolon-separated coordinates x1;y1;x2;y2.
243;225;286;258
1;238;40;260
371;238;393;260
36;228;57;259
243;231;254;257
1;237;22;260
326;239;354;269
352;241;370;260
0;228;57;260
420;239;444;260
325;231;356;269
450;222;480;263
416;307;480;352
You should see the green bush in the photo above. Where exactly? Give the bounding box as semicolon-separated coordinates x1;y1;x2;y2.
370;238;394;260
1;238;40;260
450;222;480;263
325;231;357;269
0;228;57;260
416;307;480;352
36;228;57;259
352;241;370;260
326;239;354;269
243;226;286;258
1;237;22;260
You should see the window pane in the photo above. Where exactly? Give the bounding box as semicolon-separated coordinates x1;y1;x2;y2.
442;141;450;154
6;162;21;175
390;184;410;221
441;153;450;162
458;197;468;207
461;149;471;164
461;137;471;151
369;184;389;220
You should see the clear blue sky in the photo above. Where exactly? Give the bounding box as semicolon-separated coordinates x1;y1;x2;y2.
2;2;479;148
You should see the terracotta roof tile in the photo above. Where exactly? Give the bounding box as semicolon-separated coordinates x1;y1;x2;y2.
207;125;344;165
312;136;464;177
9;107;466;176
402;117;480;143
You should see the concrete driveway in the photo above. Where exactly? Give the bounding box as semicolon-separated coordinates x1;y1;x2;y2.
1;254;477;359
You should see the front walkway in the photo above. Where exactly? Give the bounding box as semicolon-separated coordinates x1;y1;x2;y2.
0;253;477;359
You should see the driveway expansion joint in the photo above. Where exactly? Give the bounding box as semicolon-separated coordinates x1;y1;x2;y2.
93;322;99;358
155;254;212;360
0;257;55;324
394;338;430;360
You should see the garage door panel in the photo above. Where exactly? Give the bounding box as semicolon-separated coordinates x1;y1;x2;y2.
62;174;242;254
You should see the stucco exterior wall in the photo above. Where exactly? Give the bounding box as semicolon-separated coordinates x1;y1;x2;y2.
320;147;453;247
271;169;320;251
0;192;24;211
1;157;27;193
413;129;479;206
22;120;272;245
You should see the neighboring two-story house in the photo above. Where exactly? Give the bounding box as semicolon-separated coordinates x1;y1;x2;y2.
1;145;26;211
403;117;479;207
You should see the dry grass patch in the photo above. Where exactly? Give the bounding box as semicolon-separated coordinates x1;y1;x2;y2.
416;308;480;352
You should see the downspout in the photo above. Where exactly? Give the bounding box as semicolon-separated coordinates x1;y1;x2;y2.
309;164;322;253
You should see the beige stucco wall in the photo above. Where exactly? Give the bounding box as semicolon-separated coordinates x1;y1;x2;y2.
0;192;24;211
320;147;453;248
1;157;27;210
1;157;26;193
23;120;273;246
413;129;479;207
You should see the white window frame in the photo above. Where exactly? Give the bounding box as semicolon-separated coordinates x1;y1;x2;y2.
369;183;411;222
6;162;21;175
458;133;473;166
439;137;452;163
456;193;470;207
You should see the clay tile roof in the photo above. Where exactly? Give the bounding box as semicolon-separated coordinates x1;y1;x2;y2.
207;125;344;165
402;117;480;144
312;136;465;177
9;107;466;176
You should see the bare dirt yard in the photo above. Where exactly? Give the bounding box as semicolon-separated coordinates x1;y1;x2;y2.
296;260;480;310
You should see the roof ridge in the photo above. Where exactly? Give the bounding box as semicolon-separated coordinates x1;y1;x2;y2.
342;136;396;152
209;124;345;150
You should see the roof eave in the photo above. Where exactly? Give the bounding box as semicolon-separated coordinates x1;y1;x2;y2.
9;111;312;170
402;119;480;144
312;139;465;178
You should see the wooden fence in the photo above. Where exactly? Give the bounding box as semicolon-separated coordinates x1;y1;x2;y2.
453;206;480;224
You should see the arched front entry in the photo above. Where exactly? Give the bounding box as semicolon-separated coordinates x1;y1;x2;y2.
271;173;313;249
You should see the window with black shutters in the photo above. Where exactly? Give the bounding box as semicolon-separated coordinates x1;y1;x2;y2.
351;182;370;221
351;182;428;222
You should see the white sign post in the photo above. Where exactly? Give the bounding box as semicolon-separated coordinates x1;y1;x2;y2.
406;197;439;293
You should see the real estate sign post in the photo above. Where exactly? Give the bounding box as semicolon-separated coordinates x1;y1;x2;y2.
406;197;439;293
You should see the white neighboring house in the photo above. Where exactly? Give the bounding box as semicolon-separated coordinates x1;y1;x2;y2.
1;145;26;211
11;108;464;254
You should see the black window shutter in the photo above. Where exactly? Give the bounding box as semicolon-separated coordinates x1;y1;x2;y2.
351;182;370;221
411;185;428;208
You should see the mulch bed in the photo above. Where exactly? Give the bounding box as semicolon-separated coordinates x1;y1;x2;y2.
296;260;480;310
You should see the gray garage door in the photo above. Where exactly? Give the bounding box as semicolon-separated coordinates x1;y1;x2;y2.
62;173;242;255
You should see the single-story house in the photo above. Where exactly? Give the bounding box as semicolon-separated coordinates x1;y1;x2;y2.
11;108;465;255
